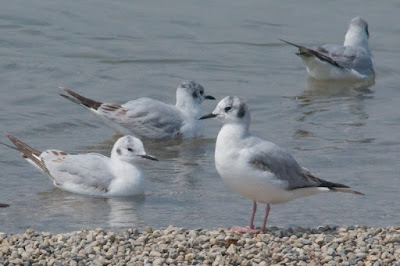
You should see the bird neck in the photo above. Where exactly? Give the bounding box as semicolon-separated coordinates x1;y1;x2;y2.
217;123;250;147
110;157;141;179
343;28;370;52
175;99;202;119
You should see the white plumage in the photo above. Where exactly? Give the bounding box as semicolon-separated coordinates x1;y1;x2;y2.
60;80;215;139
281;17;374;81
200;96;364;233
3;135;157;197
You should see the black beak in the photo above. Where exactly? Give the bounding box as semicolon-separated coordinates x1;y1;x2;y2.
204;95;216;100
199;113;217;120
140;154;158;161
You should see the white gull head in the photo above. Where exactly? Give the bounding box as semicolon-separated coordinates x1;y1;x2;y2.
111;135;157;163
200;96;250;129
175;80;215;118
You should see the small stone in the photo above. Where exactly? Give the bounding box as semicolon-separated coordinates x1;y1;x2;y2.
315;235;325;245
355;252;366;259
86;233;94;242
185;253;195;261
274;230;283;238
150;251;161;257
384;235;400;244
226;244;237;255
326;247;335;256
145;226;153;234
153;258;163;265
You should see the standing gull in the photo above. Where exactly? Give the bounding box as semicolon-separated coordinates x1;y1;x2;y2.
60;81;215;139
281;17;374;80
200;96;364;233
1;135;157;197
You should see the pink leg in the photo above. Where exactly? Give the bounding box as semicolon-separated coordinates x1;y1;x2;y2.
231;201;261;234
261;204;270;232
249;201;257;229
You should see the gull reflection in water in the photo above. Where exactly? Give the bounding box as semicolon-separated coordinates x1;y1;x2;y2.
107;197;145;228
299;78;374;101
294;78;375;143
36;188;146;230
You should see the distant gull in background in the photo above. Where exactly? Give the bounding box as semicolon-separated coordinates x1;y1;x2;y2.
60;81;215;140
281;17;375;81
200;96;364;233
1;135;157;197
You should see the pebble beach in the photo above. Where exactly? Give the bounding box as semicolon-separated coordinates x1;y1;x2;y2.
1;225;399;265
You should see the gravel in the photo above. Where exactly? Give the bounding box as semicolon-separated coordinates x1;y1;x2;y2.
0;225;399;265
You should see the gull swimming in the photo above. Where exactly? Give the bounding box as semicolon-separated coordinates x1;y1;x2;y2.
281;17;374;81
60;81;215;139
200;96;364;233
1;135;157;197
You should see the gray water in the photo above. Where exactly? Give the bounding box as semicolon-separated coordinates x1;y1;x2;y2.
1;0;399;233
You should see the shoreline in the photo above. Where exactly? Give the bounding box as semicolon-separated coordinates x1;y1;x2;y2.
0;225;399;265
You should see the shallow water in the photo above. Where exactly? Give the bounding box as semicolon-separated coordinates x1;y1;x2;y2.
1;0;400;233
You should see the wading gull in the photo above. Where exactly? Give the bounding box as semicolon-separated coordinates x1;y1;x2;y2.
200;96;364;233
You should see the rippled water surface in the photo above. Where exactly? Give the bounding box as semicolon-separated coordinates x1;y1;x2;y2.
1;0;400;233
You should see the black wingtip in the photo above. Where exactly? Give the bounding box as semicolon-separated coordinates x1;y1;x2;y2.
0;140;18;151
59;88;103;110
279;39;303;49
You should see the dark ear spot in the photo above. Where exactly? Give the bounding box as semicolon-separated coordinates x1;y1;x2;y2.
116;148;121;155
237;104;246;118
192;91;198;98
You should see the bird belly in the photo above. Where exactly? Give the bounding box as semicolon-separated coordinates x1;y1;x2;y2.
59;182;108;197
300;56;364;80
217;165;293;204
108;178;145;196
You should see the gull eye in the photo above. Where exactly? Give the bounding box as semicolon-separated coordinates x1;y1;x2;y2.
224;106;232;112
200;90;204;95
127;148;133;152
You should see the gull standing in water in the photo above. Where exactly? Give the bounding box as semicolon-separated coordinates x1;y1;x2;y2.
281;17;374;80
200;96;364;233
1;135;157;197
60;81;215;139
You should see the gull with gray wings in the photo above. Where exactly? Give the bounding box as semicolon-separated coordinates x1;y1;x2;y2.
60;81;215;140
200;96;364;233
1;135;157;197
281;17;375;81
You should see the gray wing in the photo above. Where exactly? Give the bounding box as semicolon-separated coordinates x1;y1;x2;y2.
97;98;184;139
43;152;114;193
247;137;348;190
317;44;374;76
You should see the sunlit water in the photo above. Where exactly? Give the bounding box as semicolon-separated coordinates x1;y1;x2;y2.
1;0;399;233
